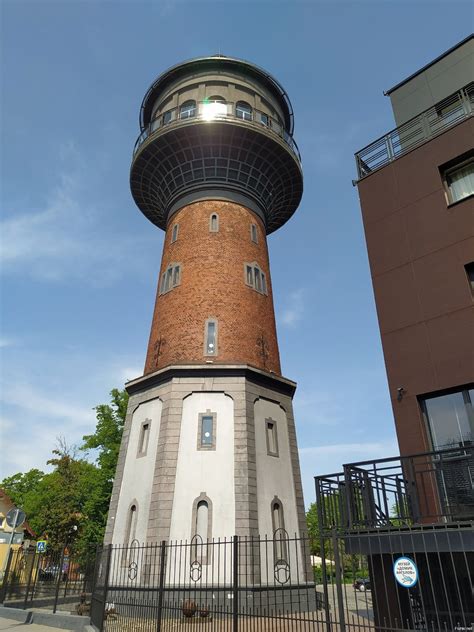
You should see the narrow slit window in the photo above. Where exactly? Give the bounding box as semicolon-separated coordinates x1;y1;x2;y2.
138;422;150;456
201;416;213;446
205;319;217;356
265;419;278;456
160;273;166;294
251;224;258;243
210;213;219;232
166;267;173;292
261;272;267;294
254;268;262;293
172;265;180;286
171;224;179;243
271;500;287;561
246;265;254;286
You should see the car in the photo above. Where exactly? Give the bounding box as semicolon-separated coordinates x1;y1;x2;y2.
353;578;371;592
38;565;68;582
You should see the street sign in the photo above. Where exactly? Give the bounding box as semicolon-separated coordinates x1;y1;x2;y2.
6;507;26;529
393;556;418;588
36;540;48;553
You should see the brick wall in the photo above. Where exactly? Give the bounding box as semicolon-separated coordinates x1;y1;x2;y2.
144;200;282;375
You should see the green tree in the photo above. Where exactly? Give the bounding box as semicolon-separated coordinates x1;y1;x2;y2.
81;388;128;484
0;469;45;511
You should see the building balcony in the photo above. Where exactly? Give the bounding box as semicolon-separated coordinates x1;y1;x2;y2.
133;100;301;165
354;83;474;180
315;445;474;533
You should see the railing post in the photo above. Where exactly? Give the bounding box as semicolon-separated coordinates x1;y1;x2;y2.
331;527;346;632
53;546;66;614
0;548;14;604
23;550;36;610
232;535;239;632
156;540;167;632
99;544;113;632
315;479;332;632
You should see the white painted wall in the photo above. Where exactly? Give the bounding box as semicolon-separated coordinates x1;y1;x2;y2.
254;398;304;583
111;398;163;545
169;392;235;541
254;398;298;537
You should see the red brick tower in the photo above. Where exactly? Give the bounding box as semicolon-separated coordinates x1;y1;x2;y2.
106;57;309;573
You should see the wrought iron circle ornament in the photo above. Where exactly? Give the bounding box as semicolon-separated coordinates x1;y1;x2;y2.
274;559;290;585
128;562;138;581
190;560;202;583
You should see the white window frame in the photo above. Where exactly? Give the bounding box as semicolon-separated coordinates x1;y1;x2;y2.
244;262;268;295
171;223;179;243
204;318;218;356
209;213;219;232
159;263;181;295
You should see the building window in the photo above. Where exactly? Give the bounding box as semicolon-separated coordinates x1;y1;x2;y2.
443;157;474;204
465;262;474;295
259;112;269;126
244;262;267;295
197;411;216;450
191;493;212;562
236;101;252;121
137;420;150;457
271;498;287;562
180;100;196;119
420;387;474;451
159;263;181;295
209;213;219;232
250;223;258;244
202;96;227;120
125;503;138;546
265;418;279;457
204;319;218;356
171;224;179;243
162;109;173;125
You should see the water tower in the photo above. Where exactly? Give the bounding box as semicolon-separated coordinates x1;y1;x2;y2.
105;56;307;552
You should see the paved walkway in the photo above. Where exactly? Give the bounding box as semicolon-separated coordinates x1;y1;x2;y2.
0;619;65;631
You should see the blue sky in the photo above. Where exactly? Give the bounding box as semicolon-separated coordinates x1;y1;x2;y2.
1;0;471;506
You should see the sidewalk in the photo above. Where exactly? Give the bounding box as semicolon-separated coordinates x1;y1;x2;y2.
0;619;67;631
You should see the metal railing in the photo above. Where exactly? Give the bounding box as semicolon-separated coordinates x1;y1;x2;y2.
355;83;474;179
133;100;302;163
315;446;474;532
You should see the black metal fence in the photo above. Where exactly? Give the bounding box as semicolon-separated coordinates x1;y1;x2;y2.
86;528;472;631
0;544;96;614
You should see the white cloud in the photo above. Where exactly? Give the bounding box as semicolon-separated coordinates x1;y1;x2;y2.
0;337;15;348
280;288;306;327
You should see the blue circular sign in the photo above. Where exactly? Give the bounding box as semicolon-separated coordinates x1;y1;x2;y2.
393;556;418;588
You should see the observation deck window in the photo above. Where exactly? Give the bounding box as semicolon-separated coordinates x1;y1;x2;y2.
236;101;252;121
180;100;196;119
163;109;173;125
202;96;227;120
259;112;269;126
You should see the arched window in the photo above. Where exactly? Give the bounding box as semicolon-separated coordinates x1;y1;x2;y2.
180;100;196;119
202;96;227;120
209;213;219;232
191;494;212;563
271;498;287;562
236;101;252;121
244;262;267;295
125;503;138;546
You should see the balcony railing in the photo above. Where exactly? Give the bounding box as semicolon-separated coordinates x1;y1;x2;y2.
315;445;474;532
133;101;301;163
355;83;474;180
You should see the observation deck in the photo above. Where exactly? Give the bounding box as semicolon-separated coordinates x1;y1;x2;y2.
130;56;303;234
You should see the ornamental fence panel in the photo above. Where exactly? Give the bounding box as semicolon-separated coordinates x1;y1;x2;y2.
83;528;472;632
